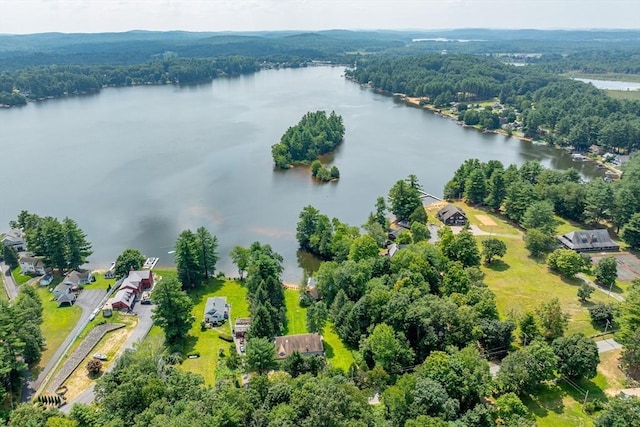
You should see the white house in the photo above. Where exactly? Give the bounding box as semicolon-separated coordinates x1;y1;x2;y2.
62;270;93;287
204;297;229;324
19;255;47;275
1;228;26;252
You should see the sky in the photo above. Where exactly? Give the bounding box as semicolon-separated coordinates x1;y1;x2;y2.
0;0;638;35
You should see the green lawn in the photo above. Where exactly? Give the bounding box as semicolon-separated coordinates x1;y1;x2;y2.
323;323;356;372
284;289;307;335
12;266;33;285
89;272;118;290
33;285;82;376
178;278;249;385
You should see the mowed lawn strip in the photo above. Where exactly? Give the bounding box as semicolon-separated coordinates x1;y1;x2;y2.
323;323;355;372
284;289;307;335
34;285;82;375
179;278;249;385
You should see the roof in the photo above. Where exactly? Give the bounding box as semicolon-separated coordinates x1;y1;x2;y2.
558;229;619;251
274;333;324;359
108;289;135;308
234;317;251;333
437;204;467;222
53;283;71;294
20;255;44;267
64;270;91;285
57;292;76;306
2;228;24;244
120;269;151;291
204;297;228;316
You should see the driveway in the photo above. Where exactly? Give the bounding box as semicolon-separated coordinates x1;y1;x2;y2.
23;288;106;402
61;301;155;411
0;261;20;300
596;338;623;353
576;273;625;302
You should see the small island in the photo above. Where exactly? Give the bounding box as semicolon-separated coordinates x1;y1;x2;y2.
271;110;345;169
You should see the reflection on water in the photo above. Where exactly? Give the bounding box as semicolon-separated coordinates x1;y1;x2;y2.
0;67;605;282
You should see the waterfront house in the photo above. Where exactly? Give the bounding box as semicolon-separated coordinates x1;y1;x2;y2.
274;333;324;359
204;297;229;324
558;229;619;253
2;228;26;251
19;255;48;275
56;291;76;307
120;269;154;295
436;204;468;226
53;283;71;299
62;270;93;287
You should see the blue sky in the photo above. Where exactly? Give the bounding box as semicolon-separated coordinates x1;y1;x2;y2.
0;0;638;34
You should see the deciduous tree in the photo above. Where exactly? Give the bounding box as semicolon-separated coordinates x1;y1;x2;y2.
552;333;599;379
114;248;146;278
481;238;507;264
536;298;569;341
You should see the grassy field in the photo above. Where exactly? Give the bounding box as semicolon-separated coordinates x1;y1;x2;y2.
605;90;640;101
283;289;307;335
323;323;356;372
12;266;34;285
90;271;118;290
178;278;249;385
33;285;82;377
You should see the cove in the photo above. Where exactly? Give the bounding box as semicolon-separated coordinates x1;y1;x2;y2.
0;66;603;281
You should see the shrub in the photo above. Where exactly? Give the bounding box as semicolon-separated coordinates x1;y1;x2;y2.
86;359;102;376
219;333;234;342
166;352;184;365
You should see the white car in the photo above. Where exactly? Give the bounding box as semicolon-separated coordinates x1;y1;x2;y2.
93;353;108;361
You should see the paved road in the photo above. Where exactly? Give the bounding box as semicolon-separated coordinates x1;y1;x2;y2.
23;288;106;402
0;261;19;300
577;273;625;302
597;338;623;353
61;302;155;411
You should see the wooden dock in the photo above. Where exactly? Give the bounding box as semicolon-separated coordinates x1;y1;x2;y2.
418;190;443;202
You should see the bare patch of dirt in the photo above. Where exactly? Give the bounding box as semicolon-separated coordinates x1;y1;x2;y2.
476;214;497;226
62;326;134;402
598;349;627;396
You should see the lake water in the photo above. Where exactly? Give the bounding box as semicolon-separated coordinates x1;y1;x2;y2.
574;78;640;91
0;66;603;281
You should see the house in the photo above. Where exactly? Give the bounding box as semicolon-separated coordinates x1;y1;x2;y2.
52;283;72;299
436;204;468;226
120;270;154;295
204;297;229;324
104;262;116;279
62;270;93;287
56;291;76;307
107;289;136;310
387;243;408;259
234;318;251;339
274;333;325;359
19;255;48;275
2;228;26;251
40;274;53;286
558;230;620;253
305;277;319;301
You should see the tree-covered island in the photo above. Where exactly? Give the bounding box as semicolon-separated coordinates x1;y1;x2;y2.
271;110;345;172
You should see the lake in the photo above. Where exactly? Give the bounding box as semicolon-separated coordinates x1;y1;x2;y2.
574;78;640;91
0;66;603;281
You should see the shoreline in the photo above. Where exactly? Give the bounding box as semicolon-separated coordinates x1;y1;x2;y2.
393;93;624;177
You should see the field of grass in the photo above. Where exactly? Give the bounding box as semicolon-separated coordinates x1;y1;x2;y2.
605;90;640;101
323;323;356;372
33;285;82;376
284;289;307;335
178;278;249;385
89;272;118;291
12;266;34;285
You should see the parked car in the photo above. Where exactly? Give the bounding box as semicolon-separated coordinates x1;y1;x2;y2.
141;292;151;305
93;353;108;361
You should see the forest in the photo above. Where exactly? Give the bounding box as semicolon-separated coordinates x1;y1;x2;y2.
271;111;345;169
346;54;640;152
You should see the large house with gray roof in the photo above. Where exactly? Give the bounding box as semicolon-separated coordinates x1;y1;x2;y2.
558;229;619;253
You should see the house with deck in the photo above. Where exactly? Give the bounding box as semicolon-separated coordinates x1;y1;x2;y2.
234;318;251;339
120;269;154;296
558;229;620;253
436;204;468;226
274;333;324;359
62;270;93;287
204;297;229;324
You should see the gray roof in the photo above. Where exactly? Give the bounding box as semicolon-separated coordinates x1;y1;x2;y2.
558;229;619;251
274;333;324;359
57;292;76;306
204;297;228;316
437;204;467;222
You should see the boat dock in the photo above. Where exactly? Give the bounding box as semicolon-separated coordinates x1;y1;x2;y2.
143;257;159;269
418;190;443;202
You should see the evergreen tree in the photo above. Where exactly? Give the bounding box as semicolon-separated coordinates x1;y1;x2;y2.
151;277;195;344
174;229;203;288
62;217;93;270
196;226;219;280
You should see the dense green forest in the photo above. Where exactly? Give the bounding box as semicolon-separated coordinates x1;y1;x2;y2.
0;56;259;105
271;111;345;168
346;54;640;152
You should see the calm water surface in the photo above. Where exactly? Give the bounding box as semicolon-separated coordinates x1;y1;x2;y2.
574;78;640;91
0;67;603;281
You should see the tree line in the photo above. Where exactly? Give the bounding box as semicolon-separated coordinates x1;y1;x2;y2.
346;54;640;152
10;210;92;273
0;56;260;106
